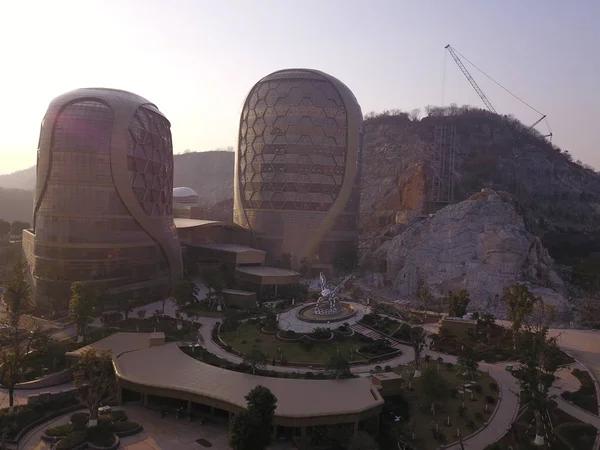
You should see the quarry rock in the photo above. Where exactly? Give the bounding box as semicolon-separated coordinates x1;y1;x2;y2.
384;189;568;314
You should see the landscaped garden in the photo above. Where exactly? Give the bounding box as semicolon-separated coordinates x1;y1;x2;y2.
561;367;599;414
380;359;500;450
219;319;377;365
431;319;575;365
484;402;598;450
43;410;143;450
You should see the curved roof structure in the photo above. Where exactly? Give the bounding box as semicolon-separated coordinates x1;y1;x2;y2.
114;341;383;420
70;332;383;426
173;187;199;198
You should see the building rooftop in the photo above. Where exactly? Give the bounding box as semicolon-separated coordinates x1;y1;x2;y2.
66;332;152;358
173;187;198;198
114;341;384;419
173;218;244;230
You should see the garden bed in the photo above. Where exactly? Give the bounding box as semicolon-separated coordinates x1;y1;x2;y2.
384;362;500;450
561;368;599;414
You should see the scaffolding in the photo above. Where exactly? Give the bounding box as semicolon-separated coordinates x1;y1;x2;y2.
429;125;457;204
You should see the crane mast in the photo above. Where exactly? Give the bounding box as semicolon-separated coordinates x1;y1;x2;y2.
445;44;497;114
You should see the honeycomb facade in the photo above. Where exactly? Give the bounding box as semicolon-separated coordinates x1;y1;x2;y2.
23;88;182;308
234;69;363;272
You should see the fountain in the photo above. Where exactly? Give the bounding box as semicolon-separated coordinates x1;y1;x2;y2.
297;272;357;323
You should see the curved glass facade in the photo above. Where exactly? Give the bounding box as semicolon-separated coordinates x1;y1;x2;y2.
25;88;182;309
234;69;363;271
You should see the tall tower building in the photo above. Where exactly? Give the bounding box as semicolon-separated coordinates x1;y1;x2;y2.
234;69;363;273
22;88;182;307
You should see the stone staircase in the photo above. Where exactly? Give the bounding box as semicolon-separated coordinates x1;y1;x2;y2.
351;323;405;350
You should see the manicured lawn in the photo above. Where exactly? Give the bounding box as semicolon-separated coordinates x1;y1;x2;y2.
486;403;597;450
220;323;369;364
562;368;599;414
384;360;500;450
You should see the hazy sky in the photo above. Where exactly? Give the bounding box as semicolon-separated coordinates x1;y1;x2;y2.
0;0;598;174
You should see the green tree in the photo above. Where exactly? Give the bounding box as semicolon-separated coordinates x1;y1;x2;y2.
419;365;449;416
277;253;292;269
571;256;600;294
503;283;538;349
417;284;435;314
69;282;96;343
333;242;359;273
579;296;600;329
410;326;426;378
243;348;267;374
9;221;30;236
348;431;380;450
73;349;115;427
444;289;470;317
0;261;33;414
171;278;198;312
326;353;351;379
229;385;277;450
201;266;226;299
229;411;258;450
0;219;10;239
117;293;133;320
513;301;561;447
457;341;479;380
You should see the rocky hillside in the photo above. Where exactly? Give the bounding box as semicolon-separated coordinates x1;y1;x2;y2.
360;107;600;264
366;189;568;316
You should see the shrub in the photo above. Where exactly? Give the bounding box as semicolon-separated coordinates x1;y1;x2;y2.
240;339;247;345
475;412;484;421
109;410;127;422
373;365;382;373
424;355;431;362
485;396;496;404
112;421;140;432
458;405;467;417
305;372;314;378
489;382;498;392
467;419;475;429
87;427;115;447
282;330;296;338
254;338;262;343
445;362;454;370
70;413;89;429
56;430;87;450
46;424;73;437
450;388;459;399
384;365;392;372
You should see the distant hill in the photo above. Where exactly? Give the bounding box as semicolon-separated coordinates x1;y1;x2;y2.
173;150;234;206
0;150;234;223
0;166;36;190
0;187;33;223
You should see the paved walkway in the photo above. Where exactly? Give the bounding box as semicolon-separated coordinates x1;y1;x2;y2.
19;405;297;450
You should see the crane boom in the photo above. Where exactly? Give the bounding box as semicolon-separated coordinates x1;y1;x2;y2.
445;44;497;114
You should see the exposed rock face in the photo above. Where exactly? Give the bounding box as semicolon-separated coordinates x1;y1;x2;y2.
360;110;600;263
385;189;567;314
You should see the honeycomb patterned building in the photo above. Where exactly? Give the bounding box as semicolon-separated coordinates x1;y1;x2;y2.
234;69;363;273
22;88;183;308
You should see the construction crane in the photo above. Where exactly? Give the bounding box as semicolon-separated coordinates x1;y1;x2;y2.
444;44;552;140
